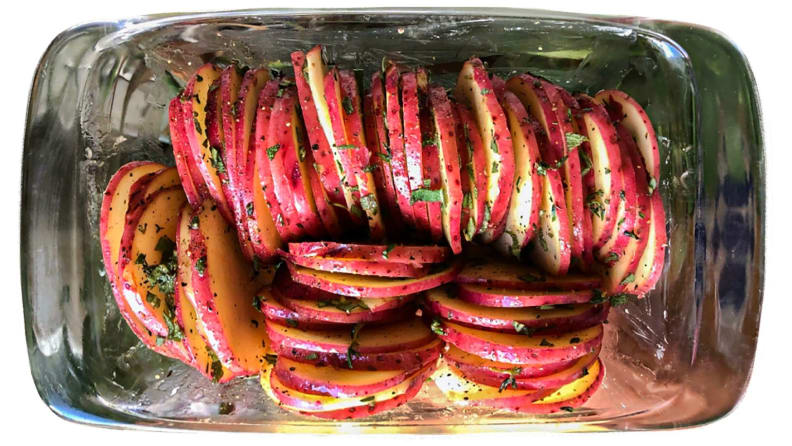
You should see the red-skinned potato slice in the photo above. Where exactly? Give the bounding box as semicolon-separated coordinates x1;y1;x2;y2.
417;70;444;242
270;273;415;311
451;351;599;391
424;287;608;333
286;260;461;298
280;250;427;278
595;90;666;295
598;125;652;292
174;206;235;382
435;320;603;364
291;50;347;209
304;47;363;222
274;338;443;371
265;317;435;355
542;82;587;266
428;85;464;254
233;68;275;255
595;122;639;262
306;159;346;238
366;72;403;232
254;79;295;242
264;87;310;239
384;63;416;226
524;358;604;413
259;296;347;330
455;260;601;291
530;169;572;276
274;356;414;398
263;360;435;418
205;78;223;151
288;241;450;264
260;288;414;327
180;64;235;223
220;66;243;187
168;99;203;206
189;199;271;375
279;86;325;237
101;162;187;360
337;70;386;238
455;103;488;240
455;59;515;241
401;70;431;236
434;358;603;413
494;91;542;257
241;79;283;259
118;187;188;341
506;74;565;163
574;94;625;249
458;283;594;308
443;344;579;381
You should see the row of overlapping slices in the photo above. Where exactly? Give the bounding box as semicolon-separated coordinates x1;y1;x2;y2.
101;161;273;380
257;241;609;417
167;43;666;296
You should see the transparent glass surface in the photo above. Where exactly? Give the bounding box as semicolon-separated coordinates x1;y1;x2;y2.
20;8;764;432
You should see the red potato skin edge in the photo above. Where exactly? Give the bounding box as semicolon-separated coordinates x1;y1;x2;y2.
265;318;436;355
423;298;610;334
287;241;450;264
274;359;415;398
273;339;443;371
444;349;579;381
437;321;604;365
384;65;416;227
400;71;431;235
270;291;416;325
286;260;462;298
452;350;599;391
457;286;595;308
519;359;604;414
280;250;427;278
168;99;203;207
455;104;488;238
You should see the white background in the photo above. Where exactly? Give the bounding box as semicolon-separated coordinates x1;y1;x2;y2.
2;0;785;444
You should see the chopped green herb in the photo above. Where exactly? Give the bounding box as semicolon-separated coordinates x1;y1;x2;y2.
264;353;278;365
305;352;319;361
145;291;161;309
410;188;444;205
190;216;200;229
209;147;226;174
363;163;378;173
565;132;588;149
491;161;499;173
579;151;592;176
349;204;364;219
377;152;392;163
285;318;298;327
535;161;549;176
195;256;207;276
430;318;446;336
335;144;357;150
512;321;536;336
246;202;254;217
505;230;521;258
317;297;370;314
360;194;379;215
539;338;554;347
619;274;635;286
480;88;491;95
624;230;640;240
266;144;281;160
560;406;575;413
359;395;376;403
604;252;619;262
462;192;473;209
342;97;354;115
648;177;657;194
382;244;396;259
610;293;633;306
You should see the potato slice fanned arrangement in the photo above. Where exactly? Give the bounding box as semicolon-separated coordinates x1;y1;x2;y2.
100;44;667;419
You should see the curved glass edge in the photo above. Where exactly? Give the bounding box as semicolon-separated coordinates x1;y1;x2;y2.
20;9;765;433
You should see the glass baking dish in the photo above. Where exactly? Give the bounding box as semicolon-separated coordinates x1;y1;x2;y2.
20;8;764;432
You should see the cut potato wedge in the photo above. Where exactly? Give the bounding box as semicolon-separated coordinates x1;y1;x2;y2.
180;64;235;223
455;259;601;290
530;169;572;276
274;337;443;371
494;90;542;258
118;186;187;339
525;358;603;413
265;317;435;355
384;62;416;226
291;50;347;210
101;162;189;360
286;259;461;298
435;319;603;364
455;103;489;241
424;287;608;333
505;74;566;163
274;356;414;398
189;199;272;375
280;250;427;278
288;241;450;264
428;84;464;253
259;295;345;330
455;59;515;241
174;205;235;382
